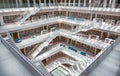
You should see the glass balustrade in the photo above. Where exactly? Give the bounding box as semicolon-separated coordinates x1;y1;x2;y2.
0;3;119;10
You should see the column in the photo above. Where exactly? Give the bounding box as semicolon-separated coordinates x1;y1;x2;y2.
73;0;75;6
78;0;81;6
66;11;68;16
44;0;46;6
67;38;69;44
90;13;92;20
89;0;92;7
65;0;67;6
72;25;74;31
60;0;62;4
69;0;71;6
33;0;36;7
52;11;54;16
17;31;20;38
108;0;112;7
94;49;97;55
53;0;55;6
39;0;41;7
0;15;4;26
103;0;108;8
49;0;51;6
107;32;110;38
19;0;23;6
111;0;116;8
27;0;30;7
15;0;18;8
101;31;103;39
83;0;86;7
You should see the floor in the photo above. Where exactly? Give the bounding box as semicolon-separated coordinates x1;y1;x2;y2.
0;41;34;76
88;43;120;76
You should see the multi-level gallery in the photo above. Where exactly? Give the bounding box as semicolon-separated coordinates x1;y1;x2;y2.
0;0;120;76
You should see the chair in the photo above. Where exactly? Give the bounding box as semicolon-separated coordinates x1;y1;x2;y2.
15;38;22;43
80;51;86;56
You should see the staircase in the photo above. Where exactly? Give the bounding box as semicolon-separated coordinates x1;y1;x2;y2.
72;25;94;34
16;8;39;25
31;37;55;58
27;43;42;57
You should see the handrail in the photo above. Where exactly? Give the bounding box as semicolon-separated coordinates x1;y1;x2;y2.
0;35;49;76
80;36;120;76
0;3;120;9
6;32;20;50
1;16;119;34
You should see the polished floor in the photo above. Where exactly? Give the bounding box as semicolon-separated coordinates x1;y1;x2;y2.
88;43;120;76
0;41;34;76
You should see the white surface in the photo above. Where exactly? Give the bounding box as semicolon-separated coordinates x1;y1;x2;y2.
89;43;120;76
0;16;120;34
16;29;110;50
0;41;34;76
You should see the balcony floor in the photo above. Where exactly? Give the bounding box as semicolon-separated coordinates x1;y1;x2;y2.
0;41;34;76
88;43;120;76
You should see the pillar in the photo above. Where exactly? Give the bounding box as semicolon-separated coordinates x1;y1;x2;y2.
73;0;75;6
78;0;81;6
15;0;18;8
44;0;46;6
0;15;4;26
90;13;93;20
69;0;71;6
39;0;41;7
108;0;112;7
52;11;54;16
19;0;23;6
107;32;110;38
53;0;55;6
27;0;30;7
89;0;92;7
111;0;116;8
60;0;62;4
101;31;103;39
103;0;108;8
66;11;68;16
17;31;20;38
49;0;51;6
33;0;36;7
65;0;67;6
83;0;86;7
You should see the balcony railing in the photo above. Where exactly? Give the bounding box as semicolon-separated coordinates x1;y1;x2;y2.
0;3;120;9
